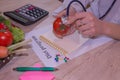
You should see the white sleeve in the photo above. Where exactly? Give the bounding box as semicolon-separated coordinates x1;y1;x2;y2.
52;0;100;18
87;0;100;18
71;0;91;12
52;0;86;16
71;0;100;18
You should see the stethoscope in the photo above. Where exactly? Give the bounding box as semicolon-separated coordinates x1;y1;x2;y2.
66;0;116;19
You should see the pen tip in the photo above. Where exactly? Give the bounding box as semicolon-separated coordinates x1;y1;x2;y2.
13;68;16;71
55;68;59;71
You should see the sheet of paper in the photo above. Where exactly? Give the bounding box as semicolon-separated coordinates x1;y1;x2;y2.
20;63;55;80
25;25;68;67
40;30;89;55
25;24;113;67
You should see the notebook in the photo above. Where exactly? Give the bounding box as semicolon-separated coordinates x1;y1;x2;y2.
40;30;89;56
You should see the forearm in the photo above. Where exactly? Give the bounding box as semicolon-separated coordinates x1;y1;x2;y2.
102;21;120;40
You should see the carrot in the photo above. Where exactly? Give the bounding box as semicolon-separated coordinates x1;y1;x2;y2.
0;46;8;58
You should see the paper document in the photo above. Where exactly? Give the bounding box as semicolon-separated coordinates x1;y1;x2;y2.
25;24;113;67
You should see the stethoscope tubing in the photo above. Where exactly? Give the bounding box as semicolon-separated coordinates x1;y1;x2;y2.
66;0;116;19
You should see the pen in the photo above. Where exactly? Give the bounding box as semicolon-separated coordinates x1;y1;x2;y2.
13;67;58;72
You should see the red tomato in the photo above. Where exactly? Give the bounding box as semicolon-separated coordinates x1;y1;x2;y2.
0;23;8;30
53;17;70;36
0;30;13;47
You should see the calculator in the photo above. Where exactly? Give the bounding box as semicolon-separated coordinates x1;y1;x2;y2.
4;4;49;26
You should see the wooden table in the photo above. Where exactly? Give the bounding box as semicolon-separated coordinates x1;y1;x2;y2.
0;0;120;80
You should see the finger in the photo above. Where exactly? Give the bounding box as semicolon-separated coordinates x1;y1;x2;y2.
67;24;76;34
66;15;77;25
66;12;91;25
76;17;92;25
75;19;86;28
79;26;96;38
79;29;93;38
77;22;94;31
75;12;93;19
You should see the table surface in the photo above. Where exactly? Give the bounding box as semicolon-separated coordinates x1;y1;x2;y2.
0;0;120;80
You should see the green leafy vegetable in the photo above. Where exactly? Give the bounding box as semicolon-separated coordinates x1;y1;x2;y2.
11;27;24;43
0;16;6;22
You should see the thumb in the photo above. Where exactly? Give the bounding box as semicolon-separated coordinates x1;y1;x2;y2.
66;12;87;24
66;15;77;25
56;10;66;18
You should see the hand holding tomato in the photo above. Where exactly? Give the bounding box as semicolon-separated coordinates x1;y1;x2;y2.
53;17;76;38
53;17;70;38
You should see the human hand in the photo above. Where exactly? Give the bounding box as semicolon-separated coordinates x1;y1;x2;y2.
67;12;104;38
53;7;77;38
53;17;76;39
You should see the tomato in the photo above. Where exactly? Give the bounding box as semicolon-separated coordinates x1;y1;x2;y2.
53;17;70;36
0;23;8;30
0;30;13;47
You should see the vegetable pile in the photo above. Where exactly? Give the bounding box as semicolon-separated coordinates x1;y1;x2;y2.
0;15;27;58
0;16;25;44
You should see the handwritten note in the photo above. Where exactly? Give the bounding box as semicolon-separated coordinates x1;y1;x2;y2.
19;63;55;80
